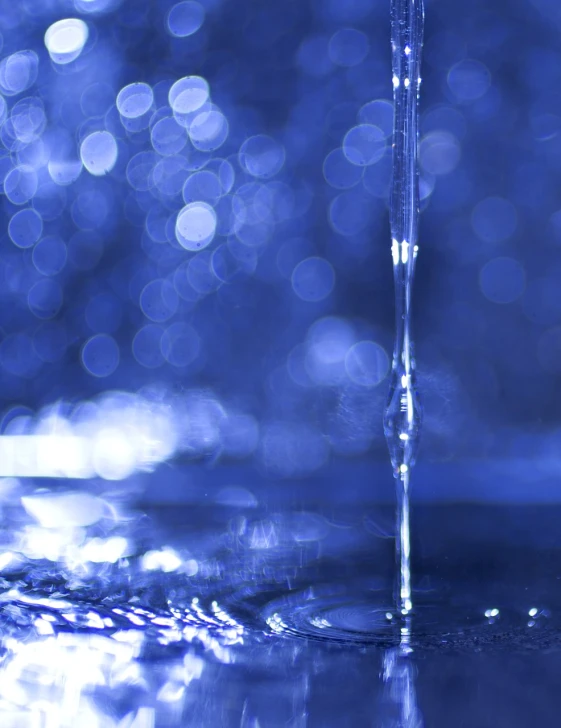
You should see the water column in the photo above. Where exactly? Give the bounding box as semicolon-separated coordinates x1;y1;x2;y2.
384;0;425;619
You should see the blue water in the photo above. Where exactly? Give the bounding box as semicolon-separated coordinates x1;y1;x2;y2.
0;0;560;725
0;489;560;726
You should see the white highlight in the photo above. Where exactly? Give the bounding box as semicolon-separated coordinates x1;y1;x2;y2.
45;18;89;65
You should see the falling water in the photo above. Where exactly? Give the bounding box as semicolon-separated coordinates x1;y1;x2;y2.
384;0;425;618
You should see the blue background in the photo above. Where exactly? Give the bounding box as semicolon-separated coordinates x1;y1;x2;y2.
0;0;560;501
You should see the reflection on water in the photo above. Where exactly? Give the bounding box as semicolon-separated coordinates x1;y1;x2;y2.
382;647;423;728
0;484;559;726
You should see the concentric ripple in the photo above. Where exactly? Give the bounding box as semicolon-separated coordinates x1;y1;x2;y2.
230;581;561;651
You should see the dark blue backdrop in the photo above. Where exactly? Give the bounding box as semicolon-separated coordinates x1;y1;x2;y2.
0;0;559;501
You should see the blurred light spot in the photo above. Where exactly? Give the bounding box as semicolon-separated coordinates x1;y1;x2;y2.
287;343;312;387
188;107;228;151
142;547;182;572
133;324;165;368
345;340;389;386
176;202;217;250
239;134;285;179
363;153;392;198
8;208;42;248
212;242;257;281
306;316;355;386
116;82;153;119
329;191;371;235
216;158;235;193
127;150;157;191
323;148;363;189
358;99;393;138
188;249;220;293
81;536;128;563
216;485;257;507
343;124;385;166
22;492;105;528
44;18;89;65
81;334;120;377
28;279;63;319
11;96;46;144
419;172;435;201
93;427;137;479
145;204;171;242
140;279;178;322
48;157;83;186
291;256;335;302
32;235;67;276
151;115;187;156
472;196;517;243
479;257;526;304
328;28;369;67
161;322;200;367
420;131;461;175
423;105;467;140
167;1;205;38
448;59;491;102
80;131;118;176
169;76;209;118
183;169;222;205
0;50;38;96
4;164;37;205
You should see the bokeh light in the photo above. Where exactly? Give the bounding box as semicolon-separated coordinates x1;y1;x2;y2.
175;202;217;250
81;334;120;377
80;131;118;176
291;257;335;302
0;0;551;493
479;257;526;304
167;1;205;38
116;82;154;119
44;18;89;65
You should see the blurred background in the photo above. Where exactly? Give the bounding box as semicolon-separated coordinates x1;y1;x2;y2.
0;2;561;726
0;0;559;502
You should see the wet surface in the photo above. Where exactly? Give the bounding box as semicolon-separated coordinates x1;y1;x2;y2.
1;493;561;726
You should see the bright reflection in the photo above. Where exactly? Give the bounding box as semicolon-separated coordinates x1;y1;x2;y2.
0;388;265;479
44;18;89;65
0;627;212;726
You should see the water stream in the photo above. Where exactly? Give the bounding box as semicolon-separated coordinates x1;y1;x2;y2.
384;0;425;620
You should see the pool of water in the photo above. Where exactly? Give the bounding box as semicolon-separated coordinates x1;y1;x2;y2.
1;476;560;727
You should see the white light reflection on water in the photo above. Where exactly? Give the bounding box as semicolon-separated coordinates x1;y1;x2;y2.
382;646;424;728
0;590;246;725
